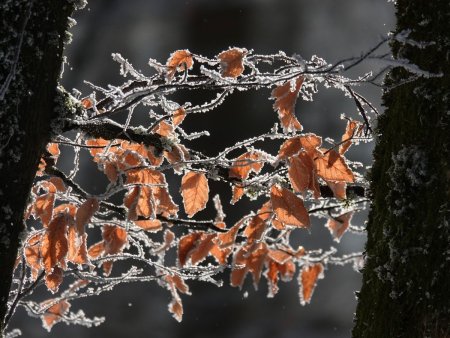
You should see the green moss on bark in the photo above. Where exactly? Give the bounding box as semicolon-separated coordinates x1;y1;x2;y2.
353;1;450;337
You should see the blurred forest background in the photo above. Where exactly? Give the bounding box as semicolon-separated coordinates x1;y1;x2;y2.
10;0;394;337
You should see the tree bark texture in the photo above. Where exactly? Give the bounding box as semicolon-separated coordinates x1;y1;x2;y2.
0;0;77;334
353;1;449;337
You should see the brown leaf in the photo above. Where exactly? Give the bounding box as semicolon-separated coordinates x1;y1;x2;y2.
75;198;99;231
41;300;70;331
217;48;246;78
103;225;127;255
217;221;241;248
33;193;55;227
288;151;315;195
339;120;360;155
41;213;69;272
229;151;264;180
47;143;60;159
326;211;353;242
230;243;268;289
24;233;42;280
178;232;203;267
172;107;186;126
270;185;310;228
166;50;193;81
299;263;324;305
325;180;347;200
155;120;174;137
315;149;355;183
181;171;209;217
230;185;245;205
87;241;105;259
278;134;322;160
45;266;64;293
271;77;304;132
134;219;163;232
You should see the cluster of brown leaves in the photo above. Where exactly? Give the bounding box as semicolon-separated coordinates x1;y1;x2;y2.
21;49;365;328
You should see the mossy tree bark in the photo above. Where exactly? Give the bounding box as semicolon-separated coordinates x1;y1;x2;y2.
0;0;79;334
353;1;449;337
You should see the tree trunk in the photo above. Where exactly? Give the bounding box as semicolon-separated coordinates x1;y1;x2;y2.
353;1;449;337
0;0;79;334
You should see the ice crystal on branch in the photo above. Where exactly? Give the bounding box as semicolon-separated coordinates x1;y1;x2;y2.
7;46;379;331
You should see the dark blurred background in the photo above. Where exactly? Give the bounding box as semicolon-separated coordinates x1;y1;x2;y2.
10;1;394;337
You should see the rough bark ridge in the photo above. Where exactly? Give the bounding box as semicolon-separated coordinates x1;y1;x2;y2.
0;0;79;334
353;1;449;337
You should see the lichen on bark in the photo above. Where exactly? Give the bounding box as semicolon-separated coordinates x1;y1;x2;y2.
353;1;450;337
0;0;79;334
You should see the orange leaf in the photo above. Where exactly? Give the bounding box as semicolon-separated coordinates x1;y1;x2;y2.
81;97;94;109
231;185;245;204
181;171;209;218
339;120;360;155
41;300;70;331
315;149;355;183
75;198;99;231
288;151;315;195
271;77;304;132
41;213;69;272
178;232;202;267
155;120;174;137
270;185;310;228
87;241;105;259
24;233;42;280
103;225;127;255
299;263;324;305
278;134;322;160
166;50;193;81
134;219;162;232
244;202;272;243
217;48;246;78
325;180;347;200
172;107;186;126
33;193;55;227
47;143;60;158
190;233;216;265
229;151;264;180
168;297;183;322
45;266;63;293
217;221;241;248
326;211;353;242
230;243;268;289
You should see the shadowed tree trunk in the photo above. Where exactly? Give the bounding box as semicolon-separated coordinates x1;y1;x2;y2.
0;0;80;334
353;1;449;337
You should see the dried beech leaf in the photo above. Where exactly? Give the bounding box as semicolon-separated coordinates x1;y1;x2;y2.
87;241;105;259
270;185;310;228
278;134;322;160
24;233;42;279
166;50;193;81
75;198;99;230
217;47;246;78
178;232;203;267
41;213;69;272
315;149;355;183
326;211;353;242
229;151;264;180
271;77;304;132
339;120;360;155
299;263;324;305
134;219;162;232
33;193;55;227
325;180;347;200
181;172;209;218
45;266;64;293
41;300;70;331
172;107;186;126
